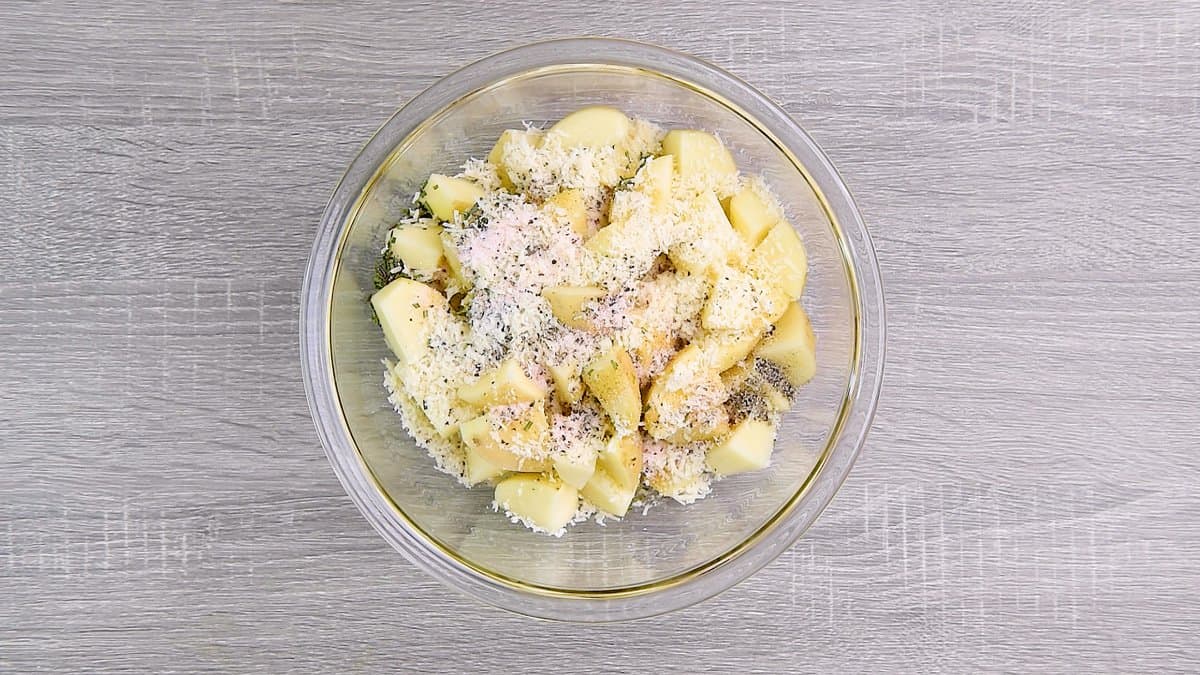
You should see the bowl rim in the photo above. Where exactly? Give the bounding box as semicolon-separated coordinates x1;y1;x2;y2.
301;37;886;622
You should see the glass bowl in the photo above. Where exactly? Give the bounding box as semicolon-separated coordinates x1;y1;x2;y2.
301;38;884;622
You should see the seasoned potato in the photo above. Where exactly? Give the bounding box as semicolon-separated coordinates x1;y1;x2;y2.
701;267;789;332
745;222;808;299
488;129;541;189
552;435;600;490
463;442;506;486
389;225;445;273
459;405;551;472
457;358;547;408
546;361;584;406
494;474;579;532
370;278;448;364
706;418;777;475
579;434;643;517
756;302;816;387
544;188;590;238
421;174;484;221
583;222;626;256
439;232;470;290
667;191;748;274
582;346;641;433
546;106;631;149
662;129;737;185
725;187;778;247
695;328;766;372
542;285;607;331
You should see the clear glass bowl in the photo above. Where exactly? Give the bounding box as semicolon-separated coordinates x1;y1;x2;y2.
301;38;885;622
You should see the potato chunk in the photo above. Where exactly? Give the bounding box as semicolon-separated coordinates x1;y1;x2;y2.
582;346;641;433
745;222;808;299
389;225;444;274
544;188;590;238
421;174;484;221
756;302;816;387
668;192;749;274
662;129;738;185
546;361;584;406
551;435;599;490
701;267;789;332
488;129;541;189
579;434;643;517
542;285;607;331
494;474;579;532
546;106;632;149
725;187;778;247
459;405;551;472
464;443;505;486
370;278;447;364
457;358;547;408
706;418;777;475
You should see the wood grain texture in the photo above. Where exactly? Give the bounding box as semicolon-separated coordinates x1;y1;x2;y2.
2;0;1199;672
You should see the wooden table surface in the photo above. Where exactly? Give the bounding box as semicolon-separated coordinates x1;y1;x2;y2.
3;1;1198;672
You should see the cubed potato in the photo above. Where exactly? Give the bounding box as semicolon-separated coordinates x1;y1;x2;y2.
582;346;641;433
459;405;551;473
598;434;643;490
695;327;766;372
667;191;748;274
721;360;753;391
661;129;738;184
542;285;607;331
488;129;541;189
579;468;636;518
370;278;448;364
706;418;777;475
494;474;579;532
761;383;792;412
421;174;484;221
464;443;506;486
544;189;590;238
662;407;730;445
547;106;632;149
725;187;778;247
389;225;445;273
745;222;808;299
457;358;546;407
551;435;599;490
439;232;470;291
583;222;626;256
546;361;584;406
701;267;790;332
756;302;816;387
640;155;675;212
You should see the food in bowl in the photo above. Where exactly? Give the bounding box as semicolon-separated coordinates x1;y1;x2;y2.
370;106;815;534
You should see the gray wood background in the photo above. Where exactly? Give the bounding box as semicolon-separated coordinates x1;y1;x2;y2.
2;1;1198;672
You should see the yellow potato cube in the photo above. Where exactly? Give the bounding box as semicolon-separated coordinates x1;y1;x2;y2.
725;187;778;247
745;222;808;299
487;129;541;189
701;267;790;332
439;232;470;291
706;418;777;475
551;435;599;490
546;361;584;406
547;106;632;149
667;192;748;274
583;223;627;257
459;405;551;473
421;174;484;221
756;302;816;387
464;443;506;486
579;468;636;518
494;474;579;532
457;358;546;408
661;129;738;184
598;434;643;490
389;225;444;273
582;346;641;433
544;188;590;238
542;285;607;331
370;278;448;364
695;328;766;372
